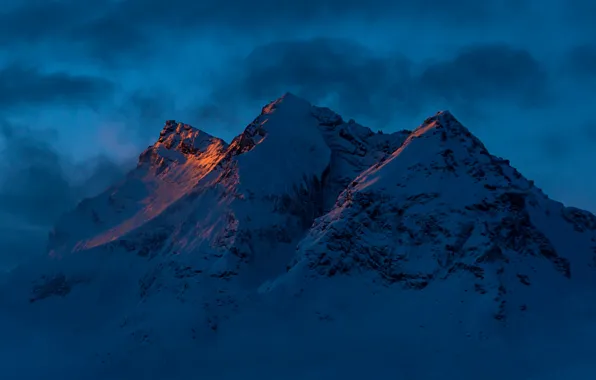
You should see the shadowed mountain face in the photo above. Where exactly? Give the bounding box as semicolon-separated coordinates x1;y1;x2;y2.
2;93;596;380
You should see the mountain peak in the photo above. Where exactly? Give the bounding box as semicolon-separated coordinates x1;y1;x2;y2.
435;109;455;119
158;119;204;141
138;120;228;167
404;109;489;159
259;92;311;115
228;92;321;156
420;110;468;133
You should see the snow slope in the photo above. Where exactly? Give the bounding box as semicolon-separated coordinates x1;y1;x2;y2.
2;93;596;380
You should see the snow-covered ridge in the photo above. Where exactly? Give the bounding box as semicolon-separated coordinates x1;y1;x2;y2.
44;92;596;287
286;110;582;289
3;92;596;379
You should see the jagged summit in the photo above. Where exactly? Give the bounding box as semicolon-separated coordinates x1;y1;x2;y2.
428;109;456;122
418;110;480;143
157;119;217;145
4;93;596;379
236;92;343;144
137;119;228;169
416;110;478;142
263;91;310;111
159;119;225;152
227;92;316;154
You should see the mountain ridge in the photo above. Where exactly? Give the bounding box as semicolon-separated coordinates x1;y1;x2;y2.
2;92;596;379
42;91;596;304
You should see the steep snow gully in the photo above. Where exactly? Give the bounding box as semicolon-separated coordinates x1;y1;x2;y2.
2;93;596;380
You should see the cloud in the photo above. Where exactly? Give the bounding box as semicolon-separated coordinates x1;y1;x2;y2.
565;44;596;79
0;0;536;63
581;121;596;143
559;0;596;33
113;92;178;140
0;64;114;109
97;0;517;29
419;44;550;108
538;132;570;161
237;38;417;120
200;38;551;130
0;120;129;270
0;122;73;225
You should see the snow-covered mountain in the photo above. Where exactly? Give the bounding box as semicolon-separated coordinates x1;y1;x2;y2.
2;93;596;379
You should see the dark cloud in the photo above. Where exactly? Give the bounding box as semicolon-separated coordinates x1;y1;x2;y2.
237;38;418;121
113;92;177;140
0;0;533;62
0;1;83;44
0;63;139;269
71;13;148;55
539;132;571;160
0;120;129;269
565;44;596;79
0;122;73;225
0;64;114;109
581;122;596;143
99;0;512;28
0;1;147;62
419;44;550;107
201;38;551;128
74;156;131;198
110;91;222;143
560;0;596;32
0;0;591;70
0;84;167;270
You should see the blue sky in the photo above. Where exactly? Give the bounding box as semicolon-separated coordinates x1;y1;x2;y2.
1;0;596;268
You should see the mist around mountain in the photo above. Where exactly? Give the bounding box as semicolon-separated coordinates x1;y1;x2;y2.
1;93;596;379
